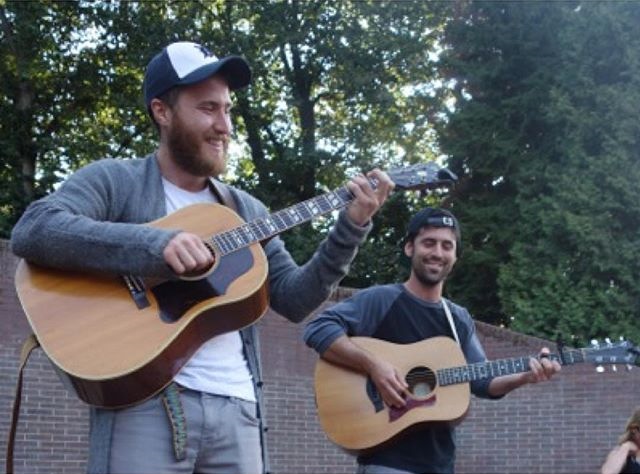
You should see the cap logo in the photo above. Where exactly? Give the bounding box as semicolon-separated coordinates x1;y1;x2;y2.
442;217;454;227
166;42;220;79
196;44;214;58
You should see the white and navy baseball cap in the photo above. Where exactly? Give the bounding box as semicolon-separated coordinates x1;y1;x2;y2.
143;41;251;108
404;207;462;256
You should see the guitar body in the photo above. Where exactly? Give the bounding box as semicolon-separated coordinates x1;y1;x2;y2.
14;203;269;408
314;337;471;451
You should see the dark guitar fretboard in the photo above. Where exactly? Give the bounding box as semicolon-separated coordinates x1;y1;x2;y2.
437;350;586;386
209;186;354;256
205;161;452;256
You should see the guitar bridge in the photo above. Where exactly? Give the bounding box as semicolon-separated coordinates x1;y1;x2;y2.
122;275;150;309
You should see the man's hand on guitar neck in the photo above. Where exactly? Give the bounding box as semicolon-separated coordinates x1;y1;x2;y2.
488;346;562;397
345;169;395;227
163;231;215;276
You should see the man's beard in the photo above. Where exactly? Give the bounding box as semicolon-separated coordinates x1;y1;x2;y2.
411;255;452;287
167;114;228;177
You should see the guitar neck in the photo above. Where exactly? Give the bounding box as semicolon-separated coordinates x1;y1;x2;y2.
205;162;456;256
437;349;586;386
209;185;355;256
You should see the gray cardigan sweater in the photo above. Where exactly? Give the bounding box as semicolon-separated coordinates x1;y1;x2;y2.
10;154;372;473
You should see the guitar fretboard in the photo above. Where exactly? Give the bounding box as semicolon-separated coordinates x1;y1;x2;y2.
437;350;586;386
209;186;354;256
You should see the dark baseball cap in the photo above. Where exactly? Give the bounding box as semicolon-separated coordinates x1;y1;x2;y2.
405;207;462;256
143;41;251;108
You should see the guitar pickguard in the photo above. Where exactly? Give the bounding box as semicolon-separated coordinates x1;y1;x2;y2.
151;248;254;323
388;395;437;422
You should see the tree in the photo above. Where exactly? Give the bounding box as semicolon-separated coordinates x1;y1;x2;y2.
1;1;103;234
439;1;640;343
1;0;450;288
202;0;449;285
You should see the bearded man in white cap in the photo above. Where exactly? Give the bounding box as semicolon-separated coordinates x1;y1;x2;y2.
11;40;394;474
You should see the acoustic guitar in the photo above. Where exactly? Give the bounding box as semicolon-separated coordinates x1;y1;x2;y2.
314;336;640;451
14;163;456;408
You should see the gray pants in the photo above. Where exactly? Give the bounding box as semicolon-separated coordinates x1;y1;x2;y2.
109;388;262;474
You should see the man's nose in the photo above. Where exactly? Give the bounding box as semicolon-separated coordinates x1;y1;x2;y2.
213;111;232;135
431;243;445;258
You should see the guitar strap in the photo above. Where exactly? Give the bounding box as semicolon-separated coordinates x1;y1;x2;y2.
442;299;461;346
5;333;40;474
208;178;238;213
208;178;273;247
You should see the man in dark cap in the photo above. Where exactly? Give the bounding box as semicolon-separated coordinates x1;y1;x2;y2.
11;41;394;474
303;207;561;474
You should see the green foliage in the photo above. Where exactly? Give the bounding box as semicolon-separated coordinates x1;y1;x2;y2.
439;1;640;343
0;1;159;235
3;0;638;345
0;0;448;289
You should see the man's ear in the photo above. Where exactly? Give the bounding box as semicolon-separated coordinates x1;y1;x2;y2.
149;98;171;128
404;240;413;258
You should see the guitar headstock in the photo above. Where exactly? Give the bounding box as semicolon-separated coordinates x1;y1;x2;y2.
579;339;640;372
387;162;458;192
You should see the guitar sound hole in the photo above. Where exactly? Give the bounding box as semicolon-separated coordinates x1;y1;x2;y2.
405;366;436;399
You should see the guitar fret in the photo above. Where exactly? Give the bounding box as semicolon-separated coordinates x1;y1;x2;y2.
335;187;353;204
451;369;459;384
443;369;451;385
477;364;488;379
249;221;266;241
327;192;345;209
287;207;304;224
211;235;227;254
438;369;446;385
241;224;258;243
261;217;279;235
315;195;333;213
225;230;239;249
218;233;236;253
295;203;312;220
232;228;246;246
230;229;245;246
517;357;528;372
460;367;469;382
271;213;288;231
277;211;294;229
305;199;322;216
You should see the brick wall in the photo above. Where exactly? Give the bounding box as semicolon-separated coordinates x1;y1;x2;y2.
1;239;638;473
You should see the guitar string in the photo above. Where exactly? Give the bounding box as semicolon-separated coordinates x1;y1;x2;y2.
401;349;588;384
205;164;440;256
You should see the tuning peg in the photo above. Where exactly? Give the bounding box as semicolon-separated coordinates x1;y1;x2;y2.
596;365;605;373
612;365;618;372
627;365;634;372
591;339;599;347
605;337;612;345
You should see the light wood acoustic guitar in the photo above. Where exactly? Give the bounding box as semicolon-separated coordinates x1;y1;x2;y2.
14;163;456;408
314;336;640;452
